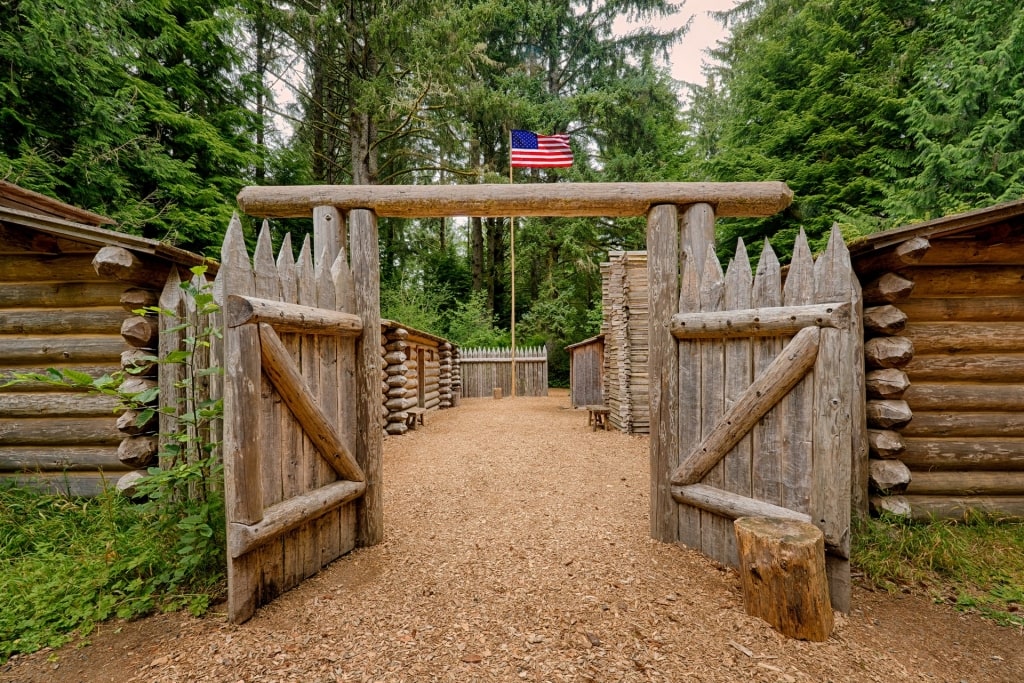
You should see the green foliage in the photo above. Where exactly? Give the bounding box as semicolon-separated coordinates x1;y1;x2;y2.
853;513;1024;628
0;267;224;662
444;291;509;348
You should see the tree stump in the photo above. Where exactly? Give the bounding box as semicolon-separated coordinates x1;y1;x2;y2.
733;516;834;641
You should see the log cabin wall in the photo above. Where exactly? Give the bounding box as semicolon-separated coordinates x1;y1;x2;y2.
380;320;457;436
852;206;1024;520
600;251;650;433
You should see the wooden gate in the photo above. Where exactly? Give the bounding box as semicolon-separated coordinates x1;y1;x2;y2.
221;207;382;623
649;205;863;612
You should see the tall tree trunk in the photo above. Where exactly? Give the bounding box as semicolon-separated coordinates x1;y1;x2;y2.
486;217;504;314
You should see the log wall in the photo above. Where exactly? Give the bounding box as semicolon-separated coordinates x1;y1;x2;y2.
856;227;1024;520
601;251;649;433
0;227;135;495
379;321;457;436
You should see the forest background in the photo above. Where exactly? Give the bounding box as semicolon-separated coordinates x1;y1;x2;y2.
2;0;1023;384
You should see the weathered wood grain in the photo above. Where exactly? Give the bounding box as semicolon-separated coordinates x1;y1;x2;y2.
904;383;1024;411
899;297;1024;323
238;182;794;219
863;305;907;336
698;246;726;564
865;368;910;399
672;484;811;523
868;459;911;494
901;411;1024;437
901;438;1024;470
751;241;783;508
781;230;815;514
853;236;930;275
670;301;849;339
905;470;1024;496
92;246;171;288
862;272;914;304
903;322;1024;355
867;429;905;458
226;295;362;336
865;336;914;368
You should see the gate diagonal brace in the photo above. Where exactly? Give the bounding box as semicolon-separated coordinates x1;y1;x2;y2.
670;325;820;486
257;322;365;483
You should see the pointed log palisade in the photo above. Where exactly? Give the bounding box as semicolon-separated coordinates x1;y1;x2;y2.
220;214;374;624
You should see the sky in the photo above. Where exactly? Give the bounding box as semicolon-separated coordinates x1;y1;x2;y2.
617;0;743;86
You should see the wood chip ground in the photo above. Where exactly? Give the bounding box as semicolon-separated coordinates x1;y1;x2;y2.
3;390;1022;682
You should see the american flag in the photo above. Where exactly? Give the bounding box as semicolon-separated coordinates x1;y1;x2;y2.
510;129;573;168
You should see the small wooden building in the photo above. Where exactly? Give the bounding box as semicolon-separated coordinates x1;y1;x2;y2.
565;334;604;408
458;346;548;398
0;181;211;495
850;198;1024;520
600;250;649;433
380;320;459;436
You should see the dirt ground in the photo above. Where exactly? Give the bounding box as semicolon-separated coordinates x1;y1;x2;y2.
2;391;1022;682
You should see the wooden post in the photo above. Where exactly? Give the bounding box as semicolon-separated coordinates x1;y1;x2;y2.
734;516;834;641
647;203;681;543
350;208;383;547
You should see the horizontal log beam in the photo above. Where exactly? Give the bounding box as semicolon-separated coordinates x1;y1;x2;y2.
671;326;819;486
904;383;1024;412
903;322;1024;355
0;254;103;283
0;393;120;417
228;480;366;558
0;472;117;497
906;470;1024;496
909;266;1024;298
258;323;364;482
671;483;812;523
0;417;121;445
902;438;1024;470
92;246;171;289
237;182;794;219
0;336;125;364
902;411;1024;438
900;495;1024;521
0;445;121;471
0;308;125;335
918;237;1024;266
0;282;126;308
670;302;849;339
226;295;363;336
899;297;1024;324
0;365;121;392
905;353;1024;383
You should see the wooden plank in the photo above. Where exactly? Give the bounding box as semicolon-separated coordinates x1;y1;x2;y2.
850;271;868;520
276;234;305;593
671;326;820;486
811;224;853;563
229;480;365;558
900;495;1024;521
720;239;753;566
238;182;795;219
698;245;727;565
350;209;383;547
646;203;680;543
0;282;126;308
781;230;815;513
671;301;849;339
158;268;185;471
225;295;362;335
315;235;342;569
295;237;322;580
252;223;286;604
672;484;812;522
907;266;1024;298
751;241;783;507
221;215;263;624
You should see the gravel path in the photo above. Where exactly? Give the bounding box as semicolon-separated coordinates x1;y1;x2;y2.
3;391;1022;682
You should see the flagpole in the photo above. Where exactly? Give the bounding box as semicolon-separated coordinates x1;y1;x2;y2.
509;133;517;399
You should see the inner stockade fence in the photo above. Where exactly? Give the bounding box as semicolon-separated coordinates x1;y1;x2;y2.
459;346;548;398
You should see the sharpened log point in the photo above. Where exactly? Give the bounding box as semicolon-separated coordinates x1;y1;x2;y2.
734;516;834;641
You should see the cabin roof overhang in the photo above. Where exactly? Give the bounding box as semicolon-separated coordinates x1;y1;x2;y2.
565;334;605;351
849;197;1024;261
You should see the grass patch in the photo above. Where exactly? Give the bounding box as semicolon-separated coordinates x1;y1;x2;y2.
0;483;224;662
853;512;1024;627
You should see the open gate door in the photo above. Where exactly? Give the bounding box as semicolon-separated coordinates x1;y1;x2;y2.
649;207;862;612
221;208;382;624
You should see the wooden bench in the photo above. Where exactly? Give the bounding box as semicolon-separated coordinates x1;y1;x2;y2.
406;407;426;429
585;405;610;431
